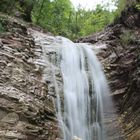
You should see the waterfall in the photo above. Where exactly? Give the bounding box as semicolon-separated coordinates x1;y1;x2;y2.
57;37;112;140
30;29;116;140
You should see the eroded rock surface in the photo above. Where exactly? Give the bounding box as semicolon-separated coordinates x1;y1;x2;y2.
0;16;59;140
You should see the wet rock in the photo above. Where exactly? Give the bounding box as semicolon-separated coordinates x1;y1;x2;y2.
0;17;59;140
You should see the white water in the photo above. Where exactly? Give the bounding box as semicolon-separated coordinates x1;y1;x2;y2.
57;37;112;140
30;29;116;140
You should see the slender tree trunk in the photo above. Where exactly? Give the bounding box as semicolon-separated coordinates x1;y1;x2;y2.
75;12;78;35
36;0;45;24
8;0;16;14
68;11;72;30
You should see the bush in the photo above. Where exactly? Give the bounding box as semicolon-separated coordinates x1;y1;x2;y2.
120;31;135;46
135;4;140;10
0;22;5;33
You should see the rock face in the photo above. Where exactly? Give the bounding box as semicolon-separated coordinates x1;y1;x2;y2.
0;4;139;140
77;5;140;140
0;16;59;140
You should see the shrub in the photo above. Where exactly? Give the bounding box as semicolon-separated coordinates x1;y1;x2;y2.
120;31;135;46
0;22;5;33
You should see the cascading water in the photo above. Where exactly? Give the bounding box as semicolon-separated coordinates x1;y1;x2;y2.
30;29;117;140
57;37;112;140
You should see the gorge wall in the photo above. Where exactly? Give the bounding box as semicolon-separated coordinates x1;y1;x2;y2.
0;2;140;139
77;4;140;140
0;16;59;140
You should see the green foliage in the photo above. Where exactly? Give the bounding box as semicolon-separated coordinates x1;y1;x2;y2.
76;5;114;37
32;0;73;36
0;0;135;39
135;4;140;10
0;18;6;33
0;22;5;33
0;0;34;22
0;17;7;33
0;0;17;13
32;0;116;39
113;0;127;19
120;31;135;46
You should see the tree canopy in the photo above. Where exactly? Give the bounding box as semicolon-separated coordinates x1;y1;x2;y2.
0;0;129;39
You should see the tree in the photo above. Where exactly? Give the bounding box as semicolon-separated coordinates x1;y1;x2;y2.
0;0;35;22
0;0;127;39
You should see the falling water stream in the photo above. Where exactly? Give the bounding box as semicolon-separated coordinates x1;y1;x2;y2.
30;29;117;140
58;38;111;140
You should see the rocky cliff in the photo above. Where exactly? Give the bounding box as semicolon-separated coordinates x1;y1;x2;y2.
0;3;139;140
0;15;59;140
77;4;140;140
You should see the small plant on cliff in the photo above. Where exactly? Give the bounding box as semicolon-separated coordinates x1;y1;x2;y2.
135;4;140;10
120;31;135;46
0;22;5;33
